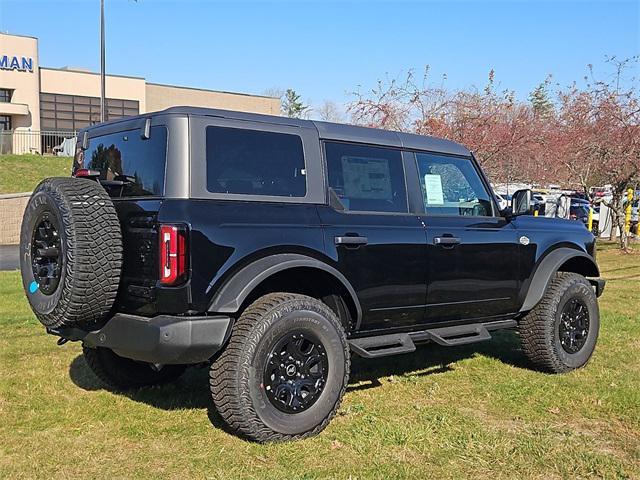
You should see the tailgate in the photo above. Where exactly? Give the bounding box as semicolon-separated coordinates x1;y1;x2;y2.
114;199;162;315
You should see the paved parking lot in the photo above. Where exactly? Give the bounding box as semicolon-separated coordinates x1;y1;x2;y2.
0;245;19;271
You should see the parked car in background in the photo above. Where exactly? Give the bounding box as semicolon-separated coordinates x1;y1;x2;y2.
570;198;591;226
570;192;588;200
590;186;612;199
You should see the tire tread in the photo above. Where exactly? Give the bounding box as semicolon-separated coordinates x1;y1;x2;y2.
210;292;350;442
519;272;597;373
21;177;122;328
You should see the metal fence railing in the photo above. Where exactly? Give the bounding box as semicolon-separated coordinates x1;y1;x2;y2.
0;130;78;156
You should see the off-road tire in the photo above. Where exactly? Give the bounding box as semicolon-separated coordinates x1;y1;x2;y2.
210;293;350;443
519;272;599;373
83;346;186;390
20;177;122;329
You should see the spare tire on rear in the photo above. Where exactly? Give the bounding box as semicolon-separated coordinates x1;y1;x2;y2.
20;177;122;329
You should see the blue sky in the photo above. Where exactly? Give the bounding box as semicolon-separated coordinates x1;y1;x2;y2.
1;0;638;114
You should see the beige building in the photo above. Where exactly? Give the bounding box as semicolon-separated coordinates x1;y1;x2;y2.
0;32;280;154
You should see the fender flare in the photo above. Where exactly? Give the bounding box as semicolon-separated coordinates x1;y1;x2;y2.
207;253;362;326
519;247;600;312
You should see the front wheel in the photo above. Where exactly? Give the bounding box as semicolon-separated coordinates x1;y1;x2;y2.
519;272;600;373
210;293;350;442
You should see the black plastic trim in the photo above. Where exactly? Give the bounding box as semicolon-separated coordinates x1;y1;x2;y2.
207;253;363;327
520;248;600;312
589;278;606;297
53;313;233;365
349;319;517;358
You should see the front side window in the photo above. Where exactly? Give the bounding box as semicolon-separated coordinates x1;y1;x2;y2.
415;152;493;217
82;126;167;197
206;126;306;197
325;142;408;213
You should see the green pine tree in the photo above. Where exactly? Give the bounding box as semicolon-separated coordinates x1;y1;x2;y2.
281;89;309;118
529;78;554;117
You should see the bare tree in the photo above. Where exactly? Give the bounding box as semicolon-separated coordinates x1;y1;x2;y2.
316;101;344;123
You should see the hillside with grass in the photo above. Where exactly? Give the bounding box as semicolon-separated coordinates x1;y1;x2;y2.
0;154;72;195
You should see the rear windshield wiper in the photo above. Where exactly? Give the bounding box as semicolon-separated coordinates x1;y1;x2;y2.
99;175;136;188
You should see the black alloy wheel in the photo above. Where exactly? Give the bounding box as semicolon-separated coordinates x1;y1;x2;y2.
519;272;600;373
263;331;329;413
210;293;350;442
30;212;63;295
559;298;590;354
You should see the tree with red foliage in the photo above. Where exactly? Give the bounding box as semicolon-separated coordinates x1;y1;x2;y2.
348;59;639;248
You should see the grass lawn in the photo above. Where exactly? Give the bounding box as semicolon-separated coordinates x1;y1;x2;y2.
0;243;638;479
0;154;72;194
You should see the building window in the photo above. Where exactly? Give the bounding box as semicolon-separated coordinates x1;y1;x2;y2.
39;93;139;132
0;89;12;103
0;115;11;131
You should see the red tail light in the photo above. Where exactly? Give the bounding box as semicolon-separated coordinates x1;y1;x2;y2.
73;169;100;178
159;224;188;285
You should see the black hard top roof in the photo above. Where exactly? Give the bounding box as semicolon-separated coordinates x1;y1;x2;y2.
82;106;471;157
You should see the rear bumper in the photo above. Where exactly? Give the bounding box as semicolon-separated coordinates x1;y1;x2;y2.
589;278;606;297
50;313;233;365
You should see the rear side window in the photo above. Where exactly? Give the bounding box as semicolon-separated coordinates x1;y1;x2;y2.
206;126;306;197
83;126;167;197
415;152;493;217
325;141;408;213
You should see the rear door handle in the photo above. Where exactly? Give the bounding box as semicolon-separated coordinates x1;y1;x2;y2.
335;235;368;246
433;236;461;246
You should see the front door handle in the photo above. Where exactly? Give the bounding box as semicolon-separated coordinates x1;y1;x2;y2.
433;236;461;246
335;235;368;246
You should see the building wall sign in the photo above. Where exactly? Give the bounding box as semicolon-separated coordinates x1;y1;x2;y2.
0;55;34;72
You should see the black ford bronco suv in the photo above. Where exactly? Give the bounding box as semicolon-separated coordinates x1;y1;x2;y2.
20;107;605;442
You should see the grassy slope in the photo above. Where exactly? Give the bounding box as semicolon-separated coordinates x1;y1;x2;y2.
0;154;72;194
0;244;638;479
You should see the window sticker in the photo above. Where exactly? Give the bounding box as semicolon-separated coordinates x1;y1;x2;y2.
424;174;444;204
341;156;392;200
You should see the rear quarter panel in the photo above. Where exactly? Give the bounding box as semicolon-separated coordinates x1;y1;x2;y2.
157;199;328;313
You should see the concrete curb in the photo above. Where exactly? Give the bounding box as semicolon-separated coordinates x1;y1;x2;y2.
0;191;32;199
0;192;32;245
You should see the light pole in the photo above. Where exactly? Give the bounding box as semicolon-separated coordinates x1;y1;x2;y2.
100;0;106;123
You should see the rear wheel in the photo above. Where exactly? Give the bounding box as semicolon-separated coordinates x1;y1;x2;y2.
210;293;350;442
83;346;186;390
519;272;599;373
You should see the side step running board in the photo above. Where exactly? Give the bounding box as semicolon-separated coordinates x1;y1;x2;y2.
349;319;516;359
411;324;491;347
349;333;416;359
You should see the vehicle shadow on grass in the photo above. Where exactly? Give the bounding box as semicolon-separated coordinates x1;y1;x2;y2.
348;329;528;391
68;329;527;420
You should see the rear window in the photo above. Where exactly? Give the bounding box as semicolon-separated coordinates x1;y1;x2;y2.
206;126;306;197
81;126;167;197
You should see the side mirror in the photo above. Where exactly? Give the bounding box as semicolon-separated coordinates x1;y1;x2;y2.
511;189;534;216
